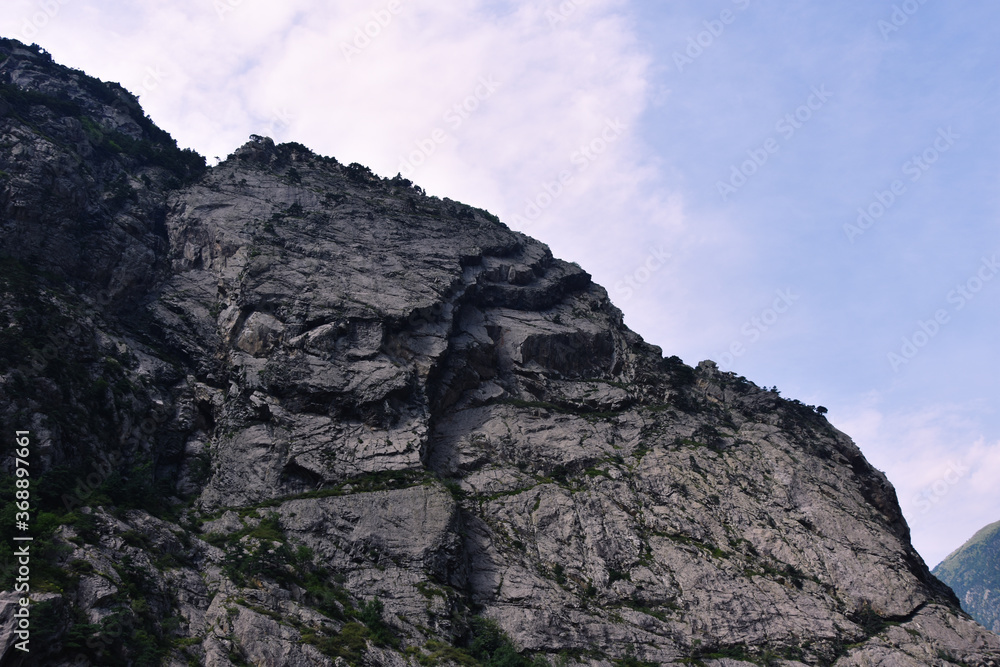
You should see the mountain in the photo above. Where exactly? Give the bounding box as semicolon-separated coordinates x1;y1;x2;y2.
1;37;998;667
934;521;1000;634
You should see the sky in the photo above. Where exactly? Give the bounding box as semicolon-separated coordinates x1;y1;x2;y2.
2;0;998;568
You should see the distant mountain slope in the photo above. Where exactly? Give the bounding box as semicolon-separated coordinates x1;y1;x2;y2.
934;520;1000;634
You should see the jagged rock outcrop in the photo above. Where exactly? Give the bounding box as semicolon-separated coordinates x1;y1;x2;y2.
1;37;999;667
934;520;1000;634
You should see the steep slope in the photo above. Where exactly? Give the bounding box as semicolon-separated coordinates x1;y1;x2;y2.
1;37;999;667
934;521;1000;634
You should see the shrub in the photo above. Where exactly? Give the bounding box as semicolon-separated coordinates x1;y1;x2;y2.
248;513;284;541
356;598;395;646
614;657;657;667
607;568;631;586
468;617;543;667
302;622;370;664
850;602;889;637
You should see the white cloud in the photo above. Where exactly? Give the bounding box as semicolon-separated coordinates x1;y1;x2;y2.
833;397;1000;567
2;0;683;256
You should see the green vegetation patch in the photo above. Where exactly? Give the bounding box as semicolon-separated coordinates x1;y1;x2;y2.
468;617;549;667
299;599;397;664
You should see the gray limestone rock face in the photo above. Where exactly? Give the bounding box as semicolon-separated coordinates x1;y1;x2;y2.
0;36;998;667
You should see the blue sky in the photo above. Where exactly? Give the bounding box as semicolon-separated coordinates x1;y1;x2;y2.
3;0;998;567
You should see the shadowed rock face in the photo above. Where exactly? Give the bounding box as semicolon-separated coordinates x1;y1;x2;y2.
1;37;998;667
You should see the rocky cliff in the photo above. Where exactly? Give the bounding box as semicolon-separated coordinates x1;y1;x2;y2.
934;520;1000;635
1;37;998;667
